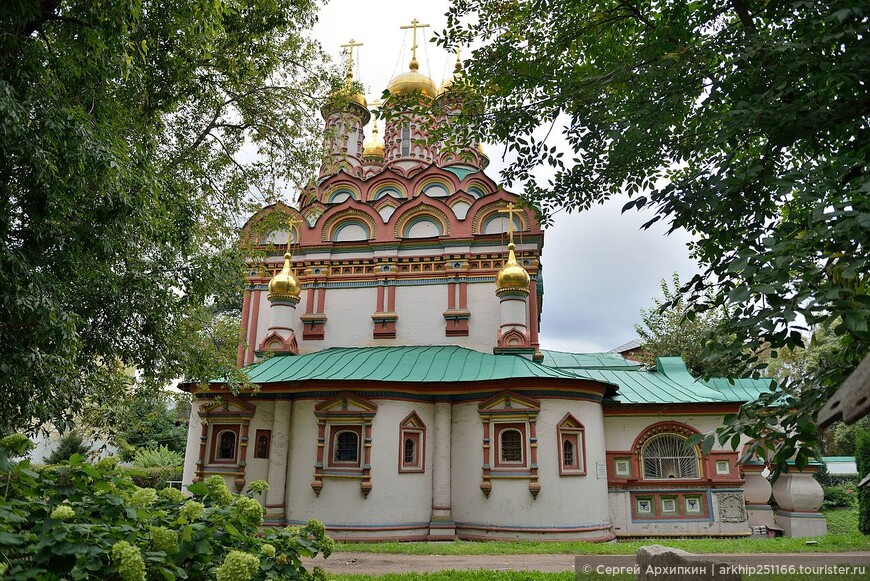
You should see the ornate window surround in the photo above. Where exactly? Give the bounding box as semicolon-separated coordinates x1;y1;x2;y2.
253;429;271;459
557;413;586;476
196;396;256;492
311;392;378;497
477;391;541;498
398;411;426;473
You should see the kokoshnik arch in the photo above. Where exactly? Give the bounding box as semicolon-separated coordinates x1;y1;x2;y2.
181;23;826;541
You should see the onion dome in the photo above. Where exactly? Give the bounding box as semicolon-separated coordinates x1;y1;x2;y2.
362;122;385;160
438;56;463;97
387;58;437;99
268;252;301;302
495;243;530;295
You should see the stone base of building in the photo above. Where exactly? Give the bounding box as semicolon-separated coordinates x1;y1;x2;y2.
774;511;827;538
456;523;614;541
746;504;776;528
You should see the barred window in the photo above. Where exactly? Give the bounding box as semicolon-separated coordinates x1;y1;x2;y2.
641;434;700;479
218;431;236;460
500;429;523;463
563;439;574;466
404;438;416;465
334;431;359;463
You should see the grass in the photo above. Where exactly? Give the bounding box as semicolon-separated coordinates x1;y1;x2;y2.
333;509;869;556
328;573;591;581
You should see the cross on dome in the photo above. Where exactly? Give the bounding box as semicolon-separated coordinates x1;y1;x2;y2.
400;18;429;70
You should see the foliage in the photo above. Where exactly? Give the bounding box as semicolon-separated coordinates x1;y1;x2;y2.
438;0;870;473
131;446;184;469
822;485;858;509
856;430;870;534
93;389;190;459
330;573;580;581
0;0;334;435
0;436;332;579
45;432;91;465
833;418;870;457
634;273;728;376
122;466;183;490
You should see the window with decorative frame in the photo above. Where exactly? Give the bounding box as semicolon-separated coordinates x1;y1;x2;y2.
311;392;378;498
398;411;426;473
641;433;700;480
557;413;586;475
328;425;362;469
494;423;527;468
209;425;240;464
254;429;271;459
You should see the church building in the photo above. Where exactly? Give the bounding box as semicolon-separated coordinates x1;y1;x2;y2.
181;26;825;541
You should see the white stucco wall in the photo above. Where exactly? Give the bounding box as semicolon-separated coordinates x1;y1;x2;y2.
285;399;435;538
244;401;275;487
450;399;612;539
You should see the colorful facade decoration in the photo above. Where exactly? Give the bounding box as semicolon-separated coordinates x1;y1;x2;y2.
181;25;817;541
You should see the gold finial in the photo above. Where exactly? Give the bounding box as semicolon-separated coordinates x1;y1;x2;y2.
454;46;463;72
268;215;302;302
497;202;522;245
284;215;300;255
400;18;430;70
340;39;364;83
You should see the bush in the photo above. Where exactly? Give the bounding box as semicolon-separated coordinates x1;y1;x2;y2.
857;430;870;535
0;435;331;579
46;432;91;464
131;445;184;468
122;466;183;490
822;485;858;509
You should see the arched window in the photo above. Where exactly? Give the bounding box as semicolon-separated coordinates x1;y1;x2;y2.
217;431;236;461
404;438;416;465
405;217;442;238
254;430;271;459
332;220;369;242
334;431;359;463
500;429;523;463
399;411;425;473
563;439;574;466
401;124;411;157
641;434;700;479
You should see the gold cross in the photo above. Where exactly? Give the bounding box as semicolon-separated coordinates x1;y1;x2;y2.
340;39;364;80
285;215;300;253
400;18;429;65
498;202;522;244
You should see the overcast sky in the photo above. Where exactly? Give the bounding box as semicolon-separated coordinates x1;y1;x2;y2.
312;0;699;353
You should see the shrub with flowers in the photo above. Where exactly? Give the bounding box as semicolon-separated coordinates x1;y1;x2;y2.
0;435;331;579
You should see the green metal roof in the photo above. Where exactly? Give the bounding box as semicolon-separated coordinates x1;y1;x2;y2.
571;368;729;404
702;377;774;402
228;346;766;406
822;456;856;462
540;350;641;370
242;346;583;384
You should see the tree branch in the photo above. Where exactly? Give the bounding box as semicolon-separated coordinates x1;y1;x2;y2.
730;0;757;33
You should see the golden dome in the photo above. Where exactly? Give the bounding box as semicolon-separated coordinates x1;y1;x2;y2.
363;123;385;159
268;252;301;301
387;60;437;99
496;243;530;294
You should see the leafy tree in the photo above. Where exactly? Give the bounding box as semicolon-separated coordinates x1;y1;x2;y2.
437;0;870;472
833;418;870;457
635;273;727;377
856;430;870;534
0;435;332;578
1;0;333;434
82;388;190;458
45;431;91;465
